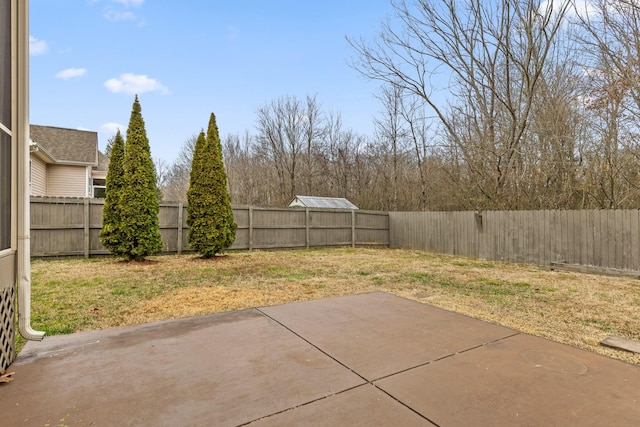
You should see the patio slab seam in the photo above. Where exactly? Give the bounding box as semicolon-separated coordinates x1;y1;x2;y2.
255;307;441;426
369;331;522;383
237;383;366;426
366;332;524;427
255;306;522;426
256;306;368;383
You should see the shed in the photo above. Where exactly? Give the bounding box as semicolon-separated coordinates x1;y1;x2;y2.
288;195;358;209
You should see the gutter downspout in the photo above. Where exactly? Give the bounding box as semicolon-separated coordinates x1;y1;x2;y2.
17;130;44;340
16;0;44;341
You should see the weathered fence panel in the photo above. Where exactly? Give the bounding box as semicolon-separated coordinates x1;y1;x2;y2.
390;209;640;272
31;198;640;272
30;198;389;257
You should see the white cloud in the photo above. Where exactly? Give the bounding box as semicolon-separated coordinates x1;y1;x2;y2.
112;0;144;6
104;73;169;95
99;122;125;134
573;0;598;18
103;0;144;22
55;68;87;79
540;0;599;21
29;36;48;56
104;10;135;21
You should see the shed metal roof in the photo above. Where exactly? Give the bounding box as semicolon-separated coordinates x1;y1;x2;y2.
288;195;358;209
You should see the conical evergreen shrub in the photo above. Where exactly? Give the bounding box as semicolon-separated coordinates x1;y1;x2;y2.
187;113;237;257
119;95;163;260
100;130;126;254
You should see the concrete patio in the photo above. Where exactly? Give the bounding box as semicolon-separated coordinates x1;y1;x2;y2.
1;292;639;426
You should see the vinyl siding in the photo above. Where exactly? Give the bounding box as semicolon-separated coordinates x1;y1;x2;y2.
47;164;87;197
30;156;46;196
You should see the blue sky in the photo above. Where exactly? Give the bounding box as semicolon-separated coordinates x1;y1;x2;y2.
29;0;395;162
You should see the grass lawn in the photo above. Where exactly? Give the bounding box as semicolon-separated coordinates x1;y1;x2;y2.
27;247;640;366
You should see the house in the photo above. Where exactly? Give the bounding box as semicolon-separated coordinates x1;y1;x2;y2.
288;195;359;209
1;0;45;372
29;124;108;198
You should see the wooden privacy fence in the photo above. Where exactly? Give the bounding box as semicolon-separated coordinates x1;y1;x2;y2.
29;197;390;257
390;210;640;272
29;198;640;273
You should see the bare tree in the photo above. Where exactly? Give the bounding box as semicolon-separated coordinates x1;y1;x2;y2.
323;111;359;199
349;0;572;209
399;92;438;210
161;134;198;201
302;94;325;195
349;138;383;210
574;0;640;208
222;132;268;205
255;95;325;204
373;83;409;210
153;156;170;200
525;72;583;209
580;59;640;208
577;0;640;119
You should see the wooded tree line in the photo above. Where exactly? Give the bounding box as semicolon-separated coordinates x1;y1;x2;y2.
159;0;640;211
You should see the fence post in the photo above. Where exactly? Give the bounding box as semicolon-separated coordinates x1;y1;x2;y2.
351;210;356;248
83;198;90;258
177;203;183;255
249;206;253;251
306;208;310;249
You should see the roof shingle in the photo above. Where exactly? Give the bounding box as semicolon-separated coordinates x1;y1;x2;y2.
30;124;98;165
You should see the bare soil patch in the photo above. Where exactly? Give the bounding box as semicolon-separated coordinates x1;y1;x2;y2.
29;248;640;365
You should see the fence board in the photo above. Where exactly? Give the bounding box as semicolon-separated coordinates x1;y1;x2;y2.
605;212;615;269
595;210;602;266
495;211;505;262
547;211;563;261
525;211;536;265
631;211;640;271
616;210;625;270
577;210;586;266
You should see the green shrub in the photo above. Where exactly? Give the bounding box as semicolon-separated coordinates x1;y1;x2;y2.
187;113;237;257
118;96;163;260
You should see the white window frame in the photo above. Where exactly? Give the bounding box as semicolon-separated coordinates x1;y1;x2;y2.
0;0;14;256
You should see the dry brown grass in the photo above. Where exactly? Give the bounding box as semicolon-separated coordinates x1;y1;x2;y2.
29;248;640;365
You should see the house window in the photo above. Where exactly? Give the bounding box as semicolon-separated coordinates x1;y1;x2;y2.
0;0;11;251
93;177;106;198
93;186;106;198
